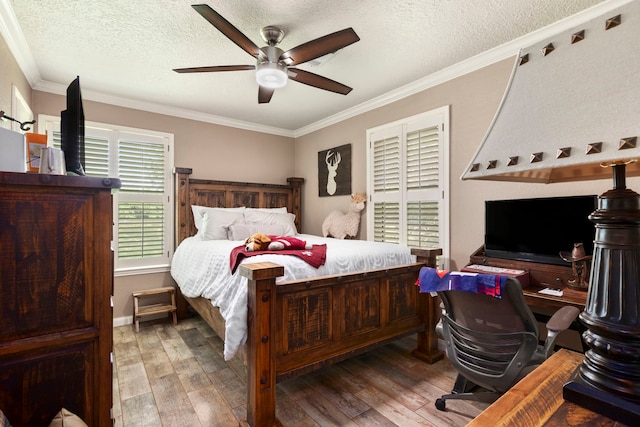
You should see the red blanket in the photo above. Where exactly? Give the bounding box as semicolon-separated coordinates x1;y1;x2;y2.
229;244;327;274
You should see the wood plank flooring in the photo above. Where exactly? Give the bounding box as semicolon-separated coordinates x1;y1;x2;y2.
113;316;488;426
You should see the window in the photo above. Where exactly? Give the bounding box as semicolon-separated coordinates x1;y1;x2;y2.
366;107;449;265
40;115;174;275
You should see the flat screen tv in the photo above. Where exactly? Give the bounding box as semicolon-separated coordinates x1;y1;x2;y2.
60;76;85;175
485;195;597;266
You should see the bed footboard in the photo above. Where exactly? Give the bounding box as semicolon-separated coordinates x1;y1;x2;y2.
240;262;283;427
411;248;444;364
239;248;442;427
173;167;444;426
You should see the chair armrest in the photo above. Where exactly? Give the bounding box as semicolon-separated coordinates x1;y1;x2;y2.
540;306;581;358
435;301;446;338
546;306;580;332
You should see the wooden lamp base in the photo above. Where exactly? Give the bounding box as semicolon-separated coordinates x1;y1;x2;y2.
564;370;640;425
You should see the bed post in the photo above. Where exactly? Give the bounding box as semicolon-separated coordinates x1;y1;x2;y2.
287;177;304;232
174;167;193;245
174;167;193;318
240;262;285;427
411;248;445;363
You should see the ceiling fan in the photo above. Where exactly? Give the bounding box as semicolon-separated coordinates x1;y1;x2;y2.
173;4;360;104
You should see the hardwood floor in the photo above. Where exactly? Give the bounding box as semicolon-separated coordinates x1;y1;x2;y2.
113;316;488;426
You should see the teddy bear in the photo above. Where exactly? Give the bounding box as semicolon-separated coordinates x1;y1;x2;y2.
244;233;312;252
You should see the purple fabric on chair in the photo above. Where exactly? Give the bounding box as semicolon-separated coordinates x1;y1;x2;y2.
418;267;506;299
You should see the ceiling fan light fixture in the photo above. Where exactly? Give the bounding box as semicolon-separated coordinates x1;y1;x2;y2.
256;62;288;89
176;5;359;103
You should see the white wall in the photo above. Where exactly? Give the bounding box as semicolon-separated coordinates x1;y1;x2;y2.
5;32;638;322
31;90;295;321
294;57;639;270
0;35;31;129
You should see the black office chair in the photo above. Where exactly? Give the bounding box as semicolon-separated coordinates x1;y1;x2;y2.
430;275;579;411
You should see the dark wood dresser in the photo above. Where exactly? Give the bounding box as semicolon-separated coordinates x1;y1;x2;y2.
0;171;120;426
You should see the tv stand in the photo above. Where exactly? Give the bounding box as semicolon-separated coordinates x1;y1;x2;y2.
468;246;586;312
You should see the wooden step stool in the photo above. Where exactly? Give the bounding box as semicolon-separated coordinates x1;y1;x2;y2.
133;287;178;333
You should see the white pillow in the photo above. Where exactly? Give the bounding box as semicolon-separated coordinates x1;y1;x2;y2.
200;209;245;240
244;210;297;236
192;205;245;231
246;207;288;213
228;223;288;241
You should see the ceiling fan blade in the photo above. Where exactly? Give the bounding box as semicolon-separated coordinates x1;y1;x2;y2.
288;68;352;95
192;4;265;60
173;65;255;73
279;28;359;66
258;86;275;104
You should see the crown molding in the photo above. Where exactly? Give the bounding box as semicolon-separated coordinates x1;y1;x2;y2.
294;0;634;137
3;0;632;138
0;0;40;84
32;80;296;138
293;45;515;138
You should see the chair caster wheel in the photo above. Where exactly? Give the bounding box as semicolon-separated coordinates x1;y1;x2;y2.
435;398;446;411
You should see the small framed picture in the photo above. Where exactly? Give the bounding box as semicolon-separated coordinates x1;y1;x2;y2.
26;133;47;172
318;143;352;197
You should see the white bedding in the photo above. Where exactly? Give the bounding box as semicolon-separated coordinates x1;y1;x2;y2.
170;234;414;360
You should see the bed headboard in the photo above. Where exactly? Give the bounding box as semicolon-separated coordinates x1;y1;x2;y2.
174;167;304;246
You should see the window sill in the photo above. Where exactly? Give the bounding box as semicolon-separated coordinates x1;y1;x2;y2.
115;264;171;277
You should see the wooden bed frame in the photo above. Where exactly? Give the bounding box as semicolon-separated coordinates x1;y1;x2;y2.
173;167;443;426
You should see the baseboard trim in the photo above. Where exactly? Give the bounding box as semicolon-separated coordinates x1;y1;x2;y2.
114;316;133;327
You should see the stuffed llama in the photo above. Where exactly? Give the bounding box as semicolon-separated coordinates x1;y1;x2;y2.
322;193;367;239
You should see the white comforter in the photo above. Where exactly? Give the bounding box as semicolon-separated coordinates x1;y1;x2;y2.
170;234;414;360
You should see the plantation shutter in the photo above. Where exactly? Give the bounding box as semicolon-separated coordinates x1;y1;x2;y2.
373;202;400;243
373;135;401;193
51;129;110;177
117;139;167;260
406;124;441;248
44;117;174;273
406;126;439;190
370;125;402;243
366;107;449;262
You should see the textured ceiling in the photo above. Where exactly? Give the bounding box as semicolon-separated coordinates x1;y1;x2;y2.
6;0;607;133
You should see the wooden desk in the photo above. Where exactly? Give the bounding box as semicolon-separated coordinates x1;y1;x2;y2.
467;247;588;352
468;246;588;316
523;286;587;352
523;286;586;313
468;349;628;426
